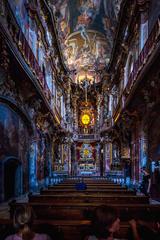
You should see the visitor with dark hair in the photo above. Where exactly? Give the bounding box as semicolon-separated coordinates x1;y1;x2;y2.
84;205;120;240
5;204;51;240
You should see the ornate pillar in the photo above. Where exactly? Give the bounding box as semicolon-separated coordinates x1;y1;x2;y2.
95;143;101;176
139;123;148;183
66;79;72;127
51;133;58;171
61;137;71;174
131;120;141;183
29;138;38;191
103;93;109;121
103;135;112;174
71;143;77;176
140;127;148;168
67;138;72;176
96;93;102;128
72;95;78;131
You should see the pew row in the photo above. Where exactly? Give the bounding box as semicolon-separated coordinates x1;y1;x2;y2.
29;194;149;204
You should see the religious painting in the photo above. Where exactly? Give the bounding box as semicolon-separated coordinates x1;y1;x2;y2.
8;0;29;37
52;0;122;84
28;17;38;58
0;103;30;195
0;103;29;160
76;142;97;175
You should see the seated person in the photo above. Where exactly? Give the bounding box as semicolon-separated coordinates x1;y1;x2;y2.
84;205;120;240
5;204;51;240
75;179;87;190
129;219;160;240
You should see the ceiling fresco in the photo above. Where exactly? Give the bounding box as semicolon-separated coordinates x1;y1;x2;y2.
51;0;122;83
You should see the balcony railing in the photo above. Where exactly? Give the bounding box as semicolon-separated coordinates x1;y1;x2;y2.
5;1;52;103
18;30;45;87
125;17;160;95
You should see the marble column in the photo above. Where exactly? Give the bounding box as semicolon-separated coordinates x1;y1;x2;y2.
28;139;38;192
72;95;78;131
104;140;112;174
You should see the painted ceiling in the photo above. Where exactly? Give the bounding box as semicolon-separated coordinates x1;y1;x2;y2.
51;0;122;84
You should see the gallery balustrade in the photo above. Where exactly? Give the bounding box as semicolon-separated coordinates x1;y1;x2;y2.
125;16;160;96
3;1;52;103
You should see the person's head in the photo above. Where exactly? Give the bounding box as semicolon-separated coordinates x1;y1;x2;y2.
91;205;120;238
141;166;146;171
141;167;149;173
13;204;35;240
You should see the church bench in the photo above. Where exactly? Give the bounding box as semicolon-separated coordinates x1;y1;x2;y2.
54;182;123;185
50;182;124;185
62;180;117;185
29;194;148;204
29;203;160;221
48;185;126;189
43;189;134;195
8;202;160;221
41;189;135;195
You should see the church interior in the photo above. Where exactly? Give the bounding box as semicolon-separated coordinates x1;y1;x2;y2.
0;0;160;239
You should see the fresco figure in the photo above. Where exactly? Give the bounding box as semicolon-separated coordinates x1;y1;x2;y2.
79;24;90;47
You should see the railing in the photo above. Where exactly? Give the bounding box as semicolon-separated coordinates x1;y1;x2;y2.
106;171;125;185
18;30;45;88
125;17;160;95
5;1;52;103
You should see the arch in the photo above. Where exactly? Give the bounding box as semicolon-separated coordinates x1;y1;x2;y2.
0;100;32;201
3;157;22;201
0;96;34;135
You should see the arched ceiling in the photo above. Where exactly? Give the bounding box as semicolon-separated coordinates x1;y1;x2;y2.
51;0;122;84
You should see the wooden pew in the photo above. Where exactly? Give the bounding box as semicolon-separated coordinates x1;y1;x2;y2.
49;185;126;189
42;189;135;195
62;180;117;185
54;181;123;185
29;194;149;204
4;177;160;240
9;202;160;222
41;189;135;195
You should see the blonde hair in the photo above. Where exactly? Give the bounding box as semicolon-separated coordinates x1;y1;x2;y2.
13;204;35;240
